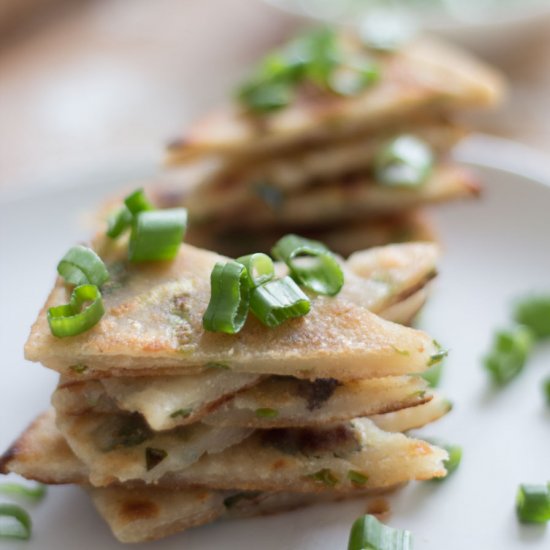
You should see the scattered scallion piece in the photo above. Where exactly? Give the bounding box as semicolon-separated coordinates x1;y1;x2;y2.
348;470;369;486
307;468;338;487
106;206;132;239
57;245;109;287
237;253;275;289
516;483;550;524
543;377;550;406
255;408;279;419
347;514;412;550
0;483;46;502
421;361;444;387
238;82;294;113
483;326;534;385
124;188;154;215
272;234;344;296
514;295;550;340
250;276;310;328
0;504;32;540
47;284;105;338
328;58;379;96
128;208;187;262
374;135;434;188
202;261;250;334
425;438;462;480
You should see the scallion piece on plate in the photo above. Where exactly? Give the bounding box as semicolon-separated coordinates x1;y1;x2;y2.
237;253;275;288
0;483;46;502
203;261;250;334
249;276;310;328
47;284;105;338
238;81;293;113
421;362;444;387
514;295;550;340
374;135;434;188
272;234;344;296
57;245;109;287
348;514;412;550
483;326;534;385
425;438;462;480
106;206;132;239
516;483;550;523
124;188;154;215
128;208;187;262
0;504;32;540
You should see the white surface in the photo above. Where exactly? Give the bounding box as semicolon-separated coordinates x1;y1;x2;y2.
1;136;550;548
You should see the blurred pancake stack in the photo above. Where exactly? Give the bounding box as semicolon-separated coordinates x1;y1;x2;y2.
157;26;504;258
1;237;452;543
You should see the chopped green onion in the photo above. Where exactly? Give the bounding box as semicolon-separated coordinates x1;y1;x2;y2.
302;27;340;86
424;437;462;480
543;377;550;405
106;206;132;239
69;363;88;374
237;253;275;288
514;295;550;340
145;447;167;471
47;284;104;338
348;514;412;550
272;234;344;296
203;261;250;334
57;245;109;287
0;482;46;502
0;504;32;540
124;188;154;215
170;408;192;419
484;326;534;385
238;82;293;113
255;408;279;419
205;362;231;370
348;470;369;486
516;483;550;523
328;58;379;96
421;362;444;387
308;468;338;487
374;135;434;188
250;276;310;328
128;208;187;262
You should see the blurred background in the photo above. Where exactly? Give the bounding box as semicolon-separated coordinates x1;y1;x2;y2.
2;0;550;198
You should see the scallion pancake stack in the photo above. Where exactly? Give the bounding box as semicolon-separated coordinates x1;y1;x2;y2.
1;240;454;543
150;28;504;257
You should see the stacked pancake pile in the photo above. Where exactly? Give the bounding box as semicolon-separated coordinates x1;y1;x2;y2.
155;28;504;258
1;239;452;543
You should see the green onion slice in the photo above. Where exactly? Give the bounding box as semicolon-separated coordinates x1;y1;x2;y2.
106;206;133;239
57;245;109;287
47;284;105;338
0;482;46;502
238;81;293;113
124;188;154;215
203;261;250;334
237;253;275;288
328;58;379;96
348;470;369;486
484;326;534;385
374;135;434;188
272;234;344;296
255;408;279;419
128;208;187;262
514;295;550;340
0;504;32;540
421;362;444;387
348;514;412;550
308;468;338;487
516;483;550;523
425;438;462;480
250;276;310;328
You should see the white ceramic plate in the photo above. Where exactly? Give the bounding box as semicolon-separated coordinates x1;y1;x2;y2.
1;135;550;549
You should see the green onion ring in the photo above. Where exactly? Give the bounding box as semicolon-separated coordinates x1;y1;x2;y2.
272;234;344;296
0;504;32;540
106;206;132;239
516;483;550;523
0;482;46;502
347;514;412;550
47;284;105;338
203;261;250;334
124;188;154;215
236;253;275;288
128;208;187;262
249;276;310;328
57;245;109;287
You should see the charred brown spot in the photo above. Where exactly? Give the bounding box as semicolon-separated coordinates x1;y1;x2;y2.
119;499;159;522
271;458;288;471
296;378;341;411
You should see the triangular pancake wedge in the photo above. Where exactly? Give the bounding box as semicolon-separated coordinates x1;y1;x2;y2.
25;243;443;380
